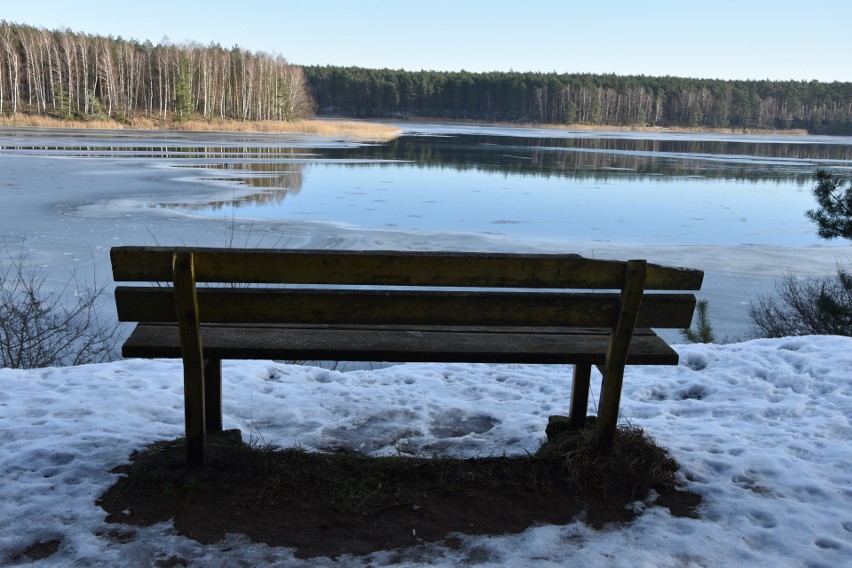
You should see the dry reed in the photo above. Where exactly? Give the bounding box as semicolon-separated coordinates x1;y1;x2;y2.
0;115;401;141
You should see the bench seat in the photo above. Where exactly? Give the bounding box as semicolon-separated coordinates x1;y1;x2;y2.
122;323;680;365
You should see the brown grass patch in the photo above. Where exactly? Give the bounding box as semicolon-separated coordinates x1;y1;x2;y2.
0;115;401;141
98;424;700;559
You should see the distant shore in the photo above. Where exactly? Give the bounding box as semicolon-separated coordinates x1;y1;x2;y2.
395;116;811;136
0;113;812;139
0;115;402;141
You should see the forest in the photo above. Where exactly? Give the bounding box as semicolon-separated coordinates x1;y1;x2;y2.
304;66;852;134
0;21;313;123
2;20;851;134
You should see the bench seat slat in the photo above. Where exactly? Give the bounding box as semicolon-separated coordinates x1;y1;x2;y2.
115;287;697;328
121;323;680;365
111;247;704;291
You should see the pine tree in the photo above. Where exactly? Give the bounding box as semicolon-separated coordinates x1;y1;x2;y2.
806;170;852;239
681;299;716;343
174;54;193;122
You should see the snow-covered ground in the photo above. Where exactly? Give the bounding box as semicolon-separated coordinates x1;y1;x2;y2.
1;336;851;566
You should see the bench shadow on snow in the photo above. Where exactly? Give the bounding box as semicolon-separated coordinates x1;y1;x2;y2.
98;422;701;559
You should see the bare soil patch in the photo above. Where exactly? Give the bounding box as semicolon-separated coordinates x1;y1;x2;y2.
98;425;700;559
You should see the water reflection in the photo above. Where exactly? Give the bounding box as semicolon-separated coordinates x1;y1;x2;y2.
156;162;306;211
149;133;849;247
3;133;852;185
2;130;851;246
176;161;306;189
317;134;852;183
0;144;320;160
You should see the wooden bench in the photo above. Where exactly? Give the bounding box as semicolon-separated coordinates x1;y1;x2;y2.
111;246;703;466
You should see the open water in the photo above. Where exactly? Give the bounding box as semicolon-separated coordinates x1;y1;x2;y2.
2;123;851;340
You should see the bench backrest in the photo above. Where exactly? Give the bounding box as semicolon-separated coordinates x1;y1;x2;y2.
111;247;703;330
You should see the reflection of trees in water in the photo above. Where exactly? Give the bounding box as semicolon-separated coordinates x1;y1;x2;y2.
203;161;306;189
319;135;852;184
159;159;304;211
0;144;317;161
10;135;849;197
1;141;313;209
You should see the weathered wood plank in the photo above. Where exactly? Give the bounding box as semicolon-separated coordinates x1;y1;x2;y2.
121;323;680;365
597;260;647;449
111;247;704;291
172;252;207;467
115;287;697;328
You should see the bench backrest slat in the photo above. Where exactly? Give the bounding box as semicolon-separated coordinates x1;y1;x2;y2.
111;247;704;291
114;287;697;329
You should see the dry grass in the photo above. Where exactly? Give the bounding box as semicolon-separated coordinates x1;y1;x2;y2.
0;113;805;138
0;114;401;141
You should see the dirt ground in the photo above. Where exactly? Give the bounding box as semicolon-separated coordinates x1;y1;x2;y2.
98;429;701;560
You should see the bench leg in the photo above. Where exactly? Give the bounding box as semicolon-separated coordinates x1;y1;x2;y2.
204;359;223;434
173;252;206;467
597;260;647;450
597;362;628;450
568;363;592;430
183;358;206;467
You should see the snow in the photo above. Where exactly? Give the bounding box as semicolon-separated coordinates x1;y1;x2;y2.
2;336;851;566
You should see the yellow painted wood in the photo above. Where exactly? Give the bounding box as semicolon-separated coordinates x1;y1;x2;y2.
111;247;704;291
172;252;207;467
597;260;648;449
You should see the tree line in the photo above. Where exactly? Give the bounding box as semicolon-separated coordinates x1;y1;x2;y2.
3;20;850;134
304;66;852;134
0;21;313;122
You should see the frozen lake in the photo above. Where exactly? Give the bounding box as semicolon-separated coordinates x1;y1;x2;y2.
2;124;851;342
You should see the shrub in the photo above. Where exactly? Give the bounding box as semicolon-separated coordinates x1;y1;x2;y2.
749;171;852;339
0;247;119;368
747;267;852;337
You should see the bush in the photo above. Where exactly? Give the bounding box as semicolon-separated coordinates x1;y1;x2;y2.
747;267;852;338
0;247;119;368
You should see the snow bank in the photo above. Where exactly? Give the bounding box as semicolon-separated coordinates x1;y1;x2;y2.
1;336;851;566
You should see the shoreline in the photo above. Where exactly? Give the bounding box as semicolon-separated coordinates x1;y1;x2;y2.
392;116;811;136
0;115;403;141
0;114;813;139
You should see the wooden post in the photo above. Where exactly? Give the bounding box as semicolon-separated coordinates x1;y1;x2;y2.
597;260;647;450
172;252;207;467
568;363;592;430
204;358;223;434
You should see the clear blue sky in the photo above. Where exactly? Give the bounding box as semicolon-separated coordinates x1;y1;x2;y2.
3;0;850;82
